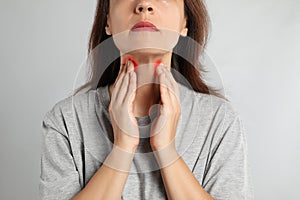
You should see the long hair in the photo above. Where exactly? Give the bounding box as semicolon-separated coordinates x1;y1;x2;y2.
73;0;227;100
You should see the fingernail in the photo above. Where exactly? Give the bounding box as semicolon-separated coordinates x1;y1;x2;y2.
154;64;161;79
126;59;130;66
158;64;164;71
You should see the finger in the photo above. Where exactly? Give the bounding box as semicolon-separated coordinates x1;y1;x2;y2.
161;66;180;101
118;60;133;103
156;64;180;105
125;70;136;104
112;60;130;101
126;71;137;126
127;59;135;73
113;58;128;88
118;72;130;103
115;59;131;90
156;65;172;94
157;67;168;106
161;66;177;89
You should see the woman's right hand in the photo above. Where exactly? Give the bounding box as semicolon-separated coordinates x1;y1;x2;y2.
108;59;139;153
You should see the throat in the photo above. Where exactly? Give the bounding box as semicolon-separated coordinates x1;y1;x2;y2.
133;84;161;118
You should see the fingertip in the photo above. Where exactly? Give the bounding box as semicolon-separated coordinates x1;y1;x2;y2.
127;59;131;68
154;59;162;73
155;64;163;75
122;56;128;65
125;56;138;69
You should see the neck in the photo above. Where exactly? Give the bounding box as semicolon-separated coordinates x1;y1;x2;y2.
109;51;172;117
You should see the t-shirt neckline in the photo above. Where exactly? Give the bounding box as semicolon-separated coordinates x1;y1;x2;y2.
97;81;189;126
97;84;158;126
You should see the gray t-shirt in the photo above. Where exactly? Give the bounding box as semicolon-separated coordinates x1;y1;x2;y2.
39;82;254;200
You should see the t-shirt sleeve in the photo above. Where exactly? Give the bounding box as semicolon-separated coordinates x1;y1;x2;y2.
202;113;254;200
39;110;81;200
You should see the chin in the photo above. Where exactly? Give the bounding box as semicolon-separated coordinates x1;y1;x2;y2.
129;48;169;56
112;29;180;54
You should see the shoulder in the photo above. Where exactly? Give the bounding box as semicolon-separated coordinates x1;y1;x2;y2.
184;85;243;137
194;91;247;148
180;83;239;121
41;89;100;136
51;89;99;112
196;89;239;119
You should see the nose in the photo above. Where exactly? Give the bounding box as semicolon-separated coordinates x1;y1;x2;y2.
135;1;154;14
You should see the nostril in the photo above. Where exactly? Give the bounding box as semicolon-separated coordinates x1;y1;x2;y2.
137;5;153;13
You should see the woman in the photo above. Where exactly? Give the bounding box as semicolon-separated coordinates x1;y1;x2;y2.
39;0;253;199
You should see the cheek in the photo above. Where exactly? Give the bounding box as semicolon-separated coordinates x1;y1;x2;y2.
109;5;133;33
157;4;183;30
110;17;130;34
160;14;182;32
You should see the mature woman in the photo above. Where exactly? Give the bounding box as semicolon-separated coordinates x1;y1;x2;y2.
39;0;253;199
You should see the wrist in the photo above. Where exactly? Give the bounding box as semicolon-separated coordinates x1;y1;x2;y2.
152;142;179;168
103;145;136;173
150;138;176;152
114;142;138;154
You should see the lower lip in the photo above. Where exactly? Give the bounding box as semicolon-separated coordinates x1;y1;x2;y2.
131;27;158;32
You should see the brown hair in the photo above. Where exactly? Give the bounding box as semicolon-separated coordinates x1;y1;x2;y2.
73;0;227;100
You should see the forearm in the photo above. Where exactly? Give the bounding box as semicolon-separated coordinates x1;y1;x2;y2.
72;146;136;200
153;145;214;200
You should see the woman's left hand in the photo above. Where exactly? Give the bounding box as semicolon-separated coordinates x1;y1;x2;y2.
150;64;181;152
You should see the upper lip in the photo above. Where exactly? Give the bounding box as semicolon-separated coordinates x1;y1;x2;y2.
131;21;158;31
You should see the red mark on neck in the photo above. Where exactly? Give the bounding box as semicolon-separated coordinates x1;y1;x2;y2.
122;56;163;77
123;56;139;69
154;59;162;77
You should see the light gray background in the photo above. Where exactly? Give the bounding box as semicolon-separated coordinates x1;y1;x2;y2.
0;0;299;199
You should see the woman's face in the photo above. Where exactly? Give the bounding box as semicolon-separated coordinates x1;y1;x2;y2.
106;0;188;54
